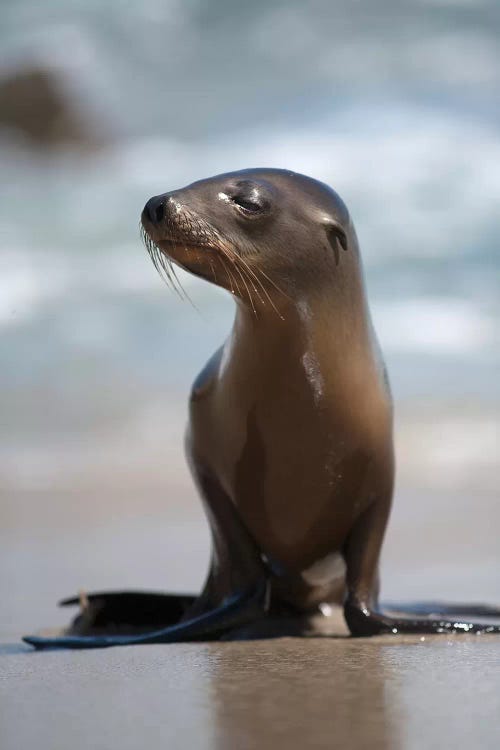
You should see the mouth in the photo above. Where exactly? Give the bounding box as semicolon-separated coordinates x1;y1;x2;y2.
140;218;286;318
140;220;222;303
141;215;213;255
156;237;212;253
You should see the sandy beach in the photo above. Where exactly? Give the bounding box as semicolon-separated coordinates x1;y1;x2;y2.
1;408;499;750
2;636;500;750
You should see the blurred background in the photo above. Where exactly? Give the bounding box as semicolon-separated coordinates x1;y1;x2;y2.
1;0;499;638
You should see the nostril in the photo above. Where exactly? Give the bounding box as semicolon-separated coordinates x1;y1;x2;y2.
144;196;165;225
153;201;164;223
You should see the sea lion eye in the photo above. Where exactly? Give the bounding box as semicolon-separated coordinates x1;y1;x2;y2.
232;195;262;213
226;181;270;215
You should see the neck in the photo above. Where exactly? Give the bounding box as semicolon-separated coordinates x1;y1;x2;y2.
232;265;375;360
224;265;388;434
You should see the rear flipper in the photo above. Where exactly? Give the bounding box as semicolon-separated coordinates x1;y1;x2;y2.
346;600;500;637
23;583;268;650
23;462;272;650
381;601;500;618
62;590;196;636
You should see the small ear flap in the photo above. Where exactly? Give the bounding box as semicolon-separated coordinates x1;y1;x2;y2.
325;224;348;266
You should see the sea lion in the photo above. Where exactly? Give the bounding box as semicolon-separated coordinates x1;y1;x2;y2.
24;168;500;648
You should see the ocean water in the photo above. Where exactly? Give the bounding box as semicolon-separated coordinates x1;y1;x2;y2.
1;0;499;493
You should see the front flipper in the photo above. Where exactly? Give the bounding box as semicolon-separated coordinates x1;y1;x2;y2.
346;600;500;637
23;583;267;650
343;499;500;638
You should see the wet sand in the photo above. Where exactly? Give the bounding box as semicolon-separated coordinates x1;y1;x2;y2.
1;425;500;749
1;635;499;750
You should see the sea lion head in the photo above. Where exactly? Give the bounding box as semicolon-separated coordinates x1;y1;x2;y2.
141;168;358;307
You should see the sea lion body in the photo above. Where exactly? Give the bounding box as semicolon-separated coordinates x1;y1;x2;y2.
168;169;392;620
24;169;500;648
188;292;392;611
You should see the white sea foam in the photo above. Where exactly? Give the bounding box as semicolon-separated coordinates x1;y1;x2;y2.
373;298;497;354
1;105;499;368
99;105;500;267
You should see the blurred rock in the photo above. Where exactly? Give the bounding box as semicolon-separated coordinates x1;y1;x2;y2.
0;65;107;151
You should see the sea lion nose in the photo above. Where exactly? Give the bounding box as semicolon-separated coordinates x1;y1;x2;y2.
143;195;166;225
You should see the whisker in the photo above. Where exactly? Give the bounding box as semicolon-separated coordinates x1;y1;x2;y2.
209;254;218;286
236;240;292;305
230;257;257;316
171;250;199;312
235;255;282;320
152;241;177;294
140;214;287;322
218;253;238;296
219;238;285;321
140;223;200;308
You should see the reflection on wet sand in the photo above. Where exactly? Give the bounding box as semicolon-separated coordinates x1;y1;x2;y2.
207;638;402;750
1;627;499;749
